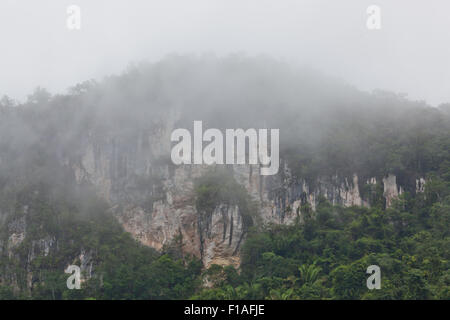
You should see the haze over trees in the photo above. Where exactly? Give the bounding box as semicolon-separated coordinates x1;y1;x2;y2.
0;56;448;299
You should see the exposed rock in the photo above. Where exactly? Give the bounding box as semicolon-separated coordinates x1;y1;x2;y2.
68;120;412;267
64;249;94;282
199;204;244;268
27;236;56;263
416;177;426;193
383;174;402;208
7;216;26;259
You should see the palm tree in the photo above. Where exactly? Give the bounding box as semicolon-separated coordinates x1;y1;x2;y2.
268;288;295;300
298;264;322;286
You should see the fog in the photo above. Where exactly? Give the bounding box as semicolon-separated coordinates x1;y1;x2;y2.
0;0;449;106
0;2;449;301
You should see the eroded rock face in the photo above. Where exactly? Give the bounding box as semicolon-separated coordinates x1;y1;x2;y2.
199;204;244;268
64;249;94;283
0;204;94;291
69;119;414;267
114;165;250;268
416;178;426;193
27;236;56;262
0;121;413;271
7;216;26;259
383;174;403;208
259;167;368;225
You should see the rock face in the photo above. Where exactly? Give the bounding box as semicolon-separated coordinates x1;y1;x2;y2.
259;166;367;225
6;216;26;259
0;113;426;274
64;249;94;284
1;212;91;291
383;174;403;208
66;117;424;268
0;200;99;291
199;204;244;268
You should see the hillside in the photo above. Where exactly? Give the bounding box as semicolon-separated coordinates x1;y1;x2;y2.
0;55;449;299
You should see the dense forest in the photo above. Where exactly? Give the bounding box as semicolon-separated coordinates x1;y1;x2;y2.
0;56;449;299
0;166;448;300
195;173;450;299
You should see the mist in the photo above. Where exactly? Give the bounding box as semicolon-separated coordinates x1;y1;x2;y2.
0;0;449;106
1;1;450;301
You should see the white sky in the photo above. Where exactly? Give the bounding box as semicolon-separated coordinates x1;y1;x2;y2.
0;0;449;106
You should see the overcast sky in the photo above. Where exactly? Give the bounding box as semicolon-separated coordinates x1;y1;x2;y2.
0;0;449;106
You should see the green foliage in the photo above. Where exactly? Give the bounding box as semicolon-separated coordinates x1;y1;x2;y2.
0;57;449;300
0;182;202;300
197;161;450;300
195;168;257;230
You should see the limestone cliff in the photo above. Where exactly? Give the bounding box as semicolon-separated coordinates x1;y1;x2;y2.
68;118;425;268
